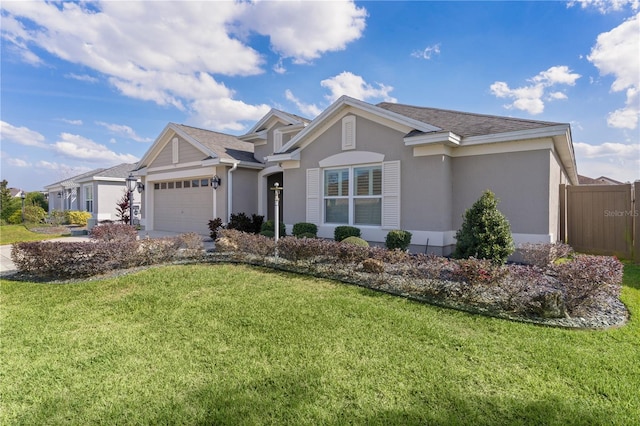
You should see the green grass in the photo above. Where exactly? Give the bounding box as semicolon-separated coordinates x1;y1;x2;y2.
0;224;65;245
1;263;639;425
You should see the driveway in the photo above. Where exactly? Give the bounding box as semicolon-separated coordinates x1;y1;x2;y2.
0;231;214;276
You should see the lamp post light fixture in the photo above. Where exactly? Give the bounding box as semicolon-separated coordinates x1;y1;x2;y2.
271;182;283;244
211;175;221;189
20;191;26;223
125;173;137;226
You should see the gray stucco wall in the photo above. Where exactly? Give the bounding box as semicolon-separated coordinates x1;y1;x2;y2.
153;135;204;168
231;167;258;216
451;149;551;236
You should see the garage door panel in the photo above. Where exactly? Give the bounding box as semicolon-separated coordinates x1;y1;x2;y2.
154;185;213;234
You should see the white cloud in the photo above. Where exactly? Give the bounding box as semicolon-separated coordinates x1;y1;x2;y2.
7;158;32;168
574;141;640;182
60;118;83;126
238;1;367;64
95;121;151;143
321;71;397;103
285;90;322;118
1;1;367;131
411;44;441;60
66;73;98;83
52;133;139;164
588;13;640;129
568;0;639;14
490;66;580;114
0;121;47;147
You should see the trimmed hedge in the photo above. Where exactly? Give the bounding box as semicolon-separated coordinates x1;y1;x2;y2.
292;222;318;238
385;230;412;251
261;220;286;237
66;211;93;226
342;236;369;247
334;226;360;242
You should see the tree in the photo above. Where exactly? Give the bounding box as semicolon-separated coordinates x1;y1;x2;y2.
115;190;130;224
453;190;515;264
0;180;20;223
26;192;48;212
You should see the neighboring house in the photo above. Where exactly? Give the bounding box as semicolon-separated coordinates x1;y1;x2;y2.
44;163;140;223
9;188;26;198
134;96;578;255
578;175;623;185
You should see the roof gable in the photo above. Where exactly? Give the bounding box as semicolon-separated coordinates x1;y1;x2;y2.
240;108;309;139
136;123;259;170
277;96;441;155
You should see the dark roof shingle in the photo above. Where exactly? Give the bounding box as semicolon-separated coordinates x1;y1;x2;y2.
377;102;565;138
175;124;259;164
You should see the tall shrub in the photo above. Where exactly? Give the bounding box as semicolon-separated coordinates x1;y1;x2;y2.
453;190;514;264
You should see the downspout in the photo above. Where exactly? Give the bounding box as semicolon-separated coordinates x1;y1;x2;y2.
227;162;239;221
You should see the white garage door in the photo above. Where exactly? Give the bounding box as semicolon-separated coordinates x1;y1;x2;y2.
153;178;213;234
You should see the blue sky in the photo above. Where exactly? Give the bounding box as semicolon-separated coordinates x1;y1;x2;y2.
1;0;638;192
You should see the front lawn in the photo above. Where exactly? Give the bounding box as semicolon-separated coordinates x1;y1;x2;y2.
1;264;638;425
0;224;66;245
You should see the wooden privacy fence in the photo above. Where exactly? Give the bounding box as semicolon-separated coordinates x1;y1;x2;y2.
560;182;639;261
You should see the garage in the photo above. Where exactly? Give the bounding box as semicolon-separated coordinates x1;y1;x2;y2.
153;178;213;234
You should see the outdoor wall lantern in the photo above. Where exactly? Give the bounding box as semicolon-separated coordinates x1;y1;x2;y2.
57;191;63;198
136;182;145;193
211;175;221;189
125;173;137;226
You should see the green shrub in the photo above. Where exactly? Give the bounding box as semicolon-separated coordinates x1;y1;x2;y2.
453;190;514;264
227;213;252;233
362;258;384;273
292;222;318;238
66;210;92;226
7;210;23;224
334;226;360;241
261;220;286;237
260;230;275;238
385;230;412;251
342;236;369;247
23;205;46;223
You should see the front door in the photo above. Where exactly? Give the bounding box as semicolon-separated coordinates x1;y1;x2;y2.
267;172;284;223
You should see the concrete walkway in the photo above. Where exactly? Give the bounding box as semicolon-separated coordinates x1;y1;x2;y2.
0;231;214;276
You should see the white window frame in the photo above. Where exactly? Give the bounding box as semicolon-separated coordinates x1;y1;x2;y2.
323;163;382;226
84;185;94;213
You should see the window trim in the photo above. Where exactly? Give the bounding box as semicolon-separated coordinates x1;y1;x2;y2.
83;184;94;213
323;163;382;226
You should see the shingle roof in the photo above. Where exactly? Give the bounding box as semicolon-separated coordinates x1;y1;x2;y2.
175;124;259;164
376;102;565;138
46;167;106;189
92;163;137;179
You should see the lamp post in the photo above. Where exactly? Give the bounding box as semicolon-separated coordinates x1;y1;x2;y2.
125;174;137;226
271;182;283;243
20;191;26;223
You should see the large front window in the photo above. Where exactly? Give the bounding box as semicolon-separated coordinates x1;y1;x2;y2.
324;165;382;225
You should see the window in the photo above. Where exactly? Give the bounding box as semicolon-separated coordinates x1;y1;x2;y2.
154;183;160;190
168;182;174;189
84;185;93;213
175;181;182;189
184;180;191;188
201;178;209;187
192;179;200;188
324;165;382;225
